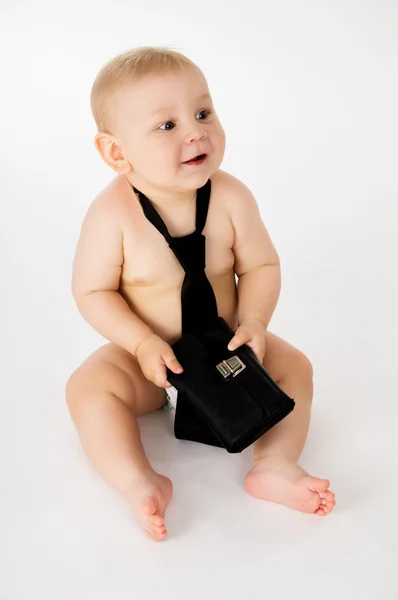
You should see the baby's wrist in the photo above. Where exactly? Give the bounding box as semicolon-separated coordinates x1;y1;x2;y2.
239;317;265;329
134;331;157;357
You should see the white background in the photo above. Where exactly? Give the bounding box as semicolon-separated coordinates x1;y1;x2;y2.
1;0;397;598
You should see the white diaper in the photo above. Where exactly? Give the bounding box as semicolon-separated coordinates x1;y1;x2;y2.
164;385;178;413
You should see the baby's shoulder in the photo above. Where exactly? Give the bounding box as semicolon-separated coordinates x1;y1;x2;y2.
81;175;134;233
88;175;131;214
211;169;259;214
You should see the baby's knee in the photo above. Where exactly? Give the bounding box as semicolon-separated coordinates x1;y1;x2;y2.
292;348;313;382
65;366;86;410
65;363;100;411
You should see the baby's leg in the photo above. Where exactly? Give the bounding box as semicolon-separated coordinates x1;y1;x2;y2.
244;332;336;516
66;343;172;541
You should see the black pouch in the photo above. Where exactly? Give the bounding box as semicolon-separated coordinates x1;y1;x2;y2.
167;317;295;453
135;179;295;454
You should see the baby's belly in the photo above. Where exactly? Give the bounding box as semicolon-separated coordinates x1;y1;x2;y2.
120;270;238;345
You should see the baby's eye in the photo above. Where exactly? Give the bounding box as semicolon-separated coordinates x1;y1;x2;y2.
159;121;175;131
197;109;211;120
158;110;211;131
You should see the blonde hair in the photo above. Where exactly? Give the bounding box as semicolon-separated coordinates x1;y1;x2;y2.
90;46;199;132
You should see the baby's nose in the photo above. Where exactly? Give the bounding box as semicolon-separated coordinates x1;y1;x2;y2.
186;125;207;143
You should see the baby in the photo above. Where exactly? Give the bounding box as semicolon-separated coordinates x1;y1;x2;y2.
66;47;336;542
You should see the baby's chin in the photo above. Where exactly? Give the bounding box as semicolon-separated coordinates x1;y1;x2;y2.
178;155;221;182
178;170;214;191
154;165;214;190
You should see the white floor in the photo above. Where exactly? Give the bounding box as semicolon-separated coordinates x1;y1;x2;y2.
2;333;397;599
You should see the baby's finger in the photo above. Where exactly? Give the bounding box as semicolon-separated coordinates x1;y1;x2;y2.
227;327;250;352
163;349;184;374
152;365;169;388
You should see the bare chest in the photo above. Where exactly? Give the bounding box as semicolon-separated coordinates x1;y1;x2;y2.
120;193;235;290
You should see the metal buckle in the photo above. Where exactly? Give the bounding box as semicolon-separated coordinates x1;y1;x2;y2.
216;355;246;379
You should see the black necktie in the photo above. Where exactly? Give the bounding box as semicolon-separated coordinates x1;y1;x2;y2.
134;179;223;447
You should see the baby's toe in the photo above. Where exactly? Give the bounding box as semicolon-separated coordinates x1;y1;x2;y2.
315;506;328;516
304;476;330;494
148;514;166;536
319;490;335;502
154;525;167;541
149;513;165;527
146;522;167;541
319;490;336;513
316;498;336;515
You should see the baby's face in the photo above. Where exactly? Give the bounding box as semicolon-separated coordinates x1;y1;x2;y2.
111;67;226;191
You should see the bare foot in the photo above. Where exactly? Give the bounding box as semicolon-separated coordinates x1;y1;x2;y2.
244;456;336;516
125;470;173;541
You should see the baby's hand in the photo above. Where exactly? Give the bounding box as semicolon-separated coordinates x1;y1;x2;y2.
135;333;183;388
227;319;265;364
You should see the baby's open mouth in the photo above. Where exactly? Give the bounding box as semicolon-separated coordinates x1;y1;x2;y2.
183;154;207;165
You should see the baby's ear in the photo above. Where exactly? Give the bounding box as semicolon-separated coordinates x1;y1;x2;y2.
94;132;131;174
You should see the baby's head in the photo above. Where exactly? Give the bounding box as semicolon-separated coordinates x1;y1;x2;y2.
91;47;226;195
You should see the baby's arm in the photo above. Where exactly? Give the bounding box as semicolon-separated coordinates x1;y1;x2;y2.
71;197;153;356
228;177;281;329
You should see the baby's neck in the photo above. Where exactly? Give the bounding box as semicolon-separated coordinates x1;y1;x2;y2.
125;174;197;209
